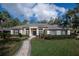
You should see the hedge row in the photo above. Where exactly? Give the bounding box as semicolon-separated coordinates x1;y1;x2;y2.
0;32;29;40
37;34;75;40
0;32;11;39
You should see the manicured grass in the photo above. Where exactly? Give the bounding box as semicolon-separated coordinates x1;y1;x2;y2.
31;39;79;56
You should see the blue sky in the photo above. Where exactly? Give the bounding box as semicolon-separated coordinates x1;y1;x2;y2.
55;3;76;9
0;3;76;22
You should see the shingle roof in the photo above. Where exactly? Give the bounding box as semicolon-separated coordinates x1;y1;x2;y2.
11;23;48;29
47;25;63;30
9;23;70;30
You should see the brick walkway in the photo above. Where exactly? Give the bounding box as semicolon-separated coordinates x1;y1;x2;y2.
15;37;33;56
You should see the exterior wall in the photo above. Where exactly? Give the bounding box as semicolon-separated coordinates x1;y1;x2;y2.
37;28;39;35
43;28;45;30
10;26;71;36
61;30;66;35
56;30;61;35
26;30;29;35
19;28;26;35
48;30;62;35
22;28;26;35
47;30;50;34
10;28;27;35
47;30;56;35
19;29;23;34
47;29;70;35
29;28;32;37
10;30;14;35
39;29;43;35
67;30;70;35
11;29;19;35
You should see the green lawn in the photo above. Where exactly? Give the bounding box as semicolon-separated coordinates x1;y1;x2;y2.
31;39;79;56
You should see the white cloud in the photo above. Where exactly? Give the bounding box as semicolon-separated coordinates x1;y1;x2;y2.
1;3;67;21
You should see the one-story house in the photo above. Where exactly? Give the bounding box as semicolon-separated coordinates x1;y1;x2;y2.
9;24;71;37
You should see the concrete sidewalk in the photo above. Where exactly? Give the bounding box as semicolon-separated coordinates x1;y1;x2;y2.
15;36;34;56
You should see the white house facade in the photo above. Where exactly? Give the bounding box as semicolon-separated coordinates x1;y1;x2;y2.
10;24;71;37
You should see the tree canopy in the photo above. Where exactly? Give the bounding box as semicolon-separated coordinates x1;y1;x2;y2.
0;10;21;28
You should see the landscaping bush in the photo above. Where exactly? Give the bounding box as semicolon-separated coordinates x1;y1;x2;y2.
11;34;29;38
0;32;11;39
18;33;22;37
0;32;3;38
10;35;28;41
0;38;22;56
38;34;75;40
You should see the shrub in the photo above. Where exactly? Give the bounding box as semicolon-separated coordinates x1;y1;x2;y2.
0;31;10;39
0;39;22;56
38;34;75;40
18;33;22;37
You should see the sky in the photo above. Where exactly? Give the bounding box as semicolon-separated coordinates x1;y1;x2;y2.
0;3;76;23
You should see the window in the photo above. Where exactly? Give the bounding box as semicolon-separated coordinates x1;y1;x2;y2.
26;28;29;30
14;30;19;35
39;28;43;35
26;30;29;35
39;30;43;35
39;28;43;30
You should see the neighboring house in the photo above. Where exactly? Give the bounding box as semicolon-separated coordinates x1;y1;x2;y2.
9;24;71;37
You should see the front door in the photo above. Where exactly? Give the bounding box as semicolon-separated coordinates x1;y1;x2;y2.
33;31;36;35
31;28;37;36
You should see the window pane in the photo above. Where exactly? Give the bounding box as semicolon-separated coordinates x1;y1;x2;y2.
14;30;19;35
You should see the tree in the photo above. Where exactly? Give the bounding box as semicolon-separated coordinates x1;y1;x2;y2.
37;20;48;23
48;17;62;25
61;13;71;28
22;19;28;24
65;3;79;35
48;19;54;25
48;17;55;25
12;18;21;26
0;10;11;28
0;10;21;28
54;18;61;25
